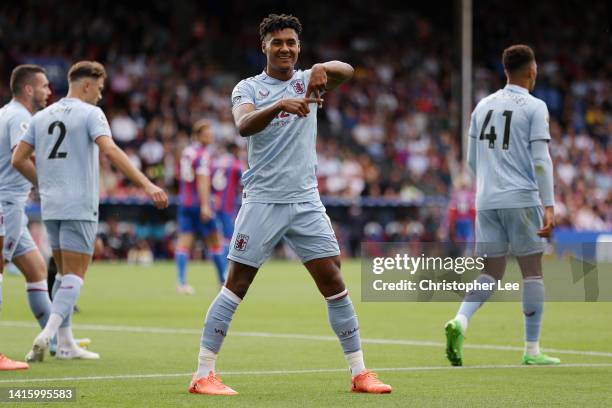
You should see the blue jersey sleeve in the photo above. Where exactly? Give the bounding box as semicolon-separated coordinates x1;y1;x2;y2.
86;107;112;142
231;80;256;110
529;101;551;142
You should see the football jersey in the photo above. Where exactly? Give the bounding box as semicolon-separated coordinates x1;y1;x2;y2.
21;97;111;221
468;84;551;210
0;100;32;204
231;69;319;203
178;142;210;208
210;153;243;215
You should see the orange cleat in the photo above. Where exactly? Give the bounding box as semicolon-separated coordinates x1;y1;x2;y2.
0;354;29;370
351;370;392;394
188;371;238;395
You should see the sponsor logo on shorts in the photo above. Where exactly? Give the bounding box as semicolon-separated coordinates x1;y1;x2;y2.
234;233;249;251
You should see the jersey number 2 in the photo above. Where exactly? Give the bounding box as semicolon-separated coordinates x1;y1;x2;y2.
479;110;513;150
48;121;67;159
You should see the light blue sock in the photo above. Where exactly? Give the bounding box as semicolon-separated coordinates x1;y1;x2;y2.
51;275;83;323
201;287;241;353
326;290;361;354
456;274;497;330
26;280;52;328
523;278;544;342
175;250;188;285
211;249;227;284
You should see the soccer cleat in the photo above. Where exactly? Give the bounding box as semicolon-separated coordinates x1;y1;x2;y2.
0;354;29;370
55;346;100;360
188;371;238;395
351;370;392;394
445;319;465;366
25;333;51;363
50;338;92;357
177;284;195;295
522;353;561;365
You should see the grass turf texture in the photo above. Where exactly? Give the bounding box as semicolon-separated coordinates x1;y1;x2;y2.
1;259;611;407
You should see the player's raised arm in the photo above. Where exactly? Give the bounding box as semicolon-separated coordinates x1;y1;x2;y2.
95;135;168;209
11;141;37;186
307;61;354;98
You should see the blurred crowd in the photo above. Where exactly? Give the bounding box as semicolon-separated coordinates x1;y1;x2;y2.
0;1;609;259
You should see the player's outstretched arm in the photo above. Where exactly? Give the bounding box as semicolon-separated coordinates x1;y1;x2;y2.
531;140;555;237
307;61;354;98
96;136;169;209
233;97;323;137
11;141;38;186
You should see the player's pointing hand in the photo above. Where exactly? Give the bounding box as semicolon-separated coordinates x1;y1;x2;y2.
278;98;323;118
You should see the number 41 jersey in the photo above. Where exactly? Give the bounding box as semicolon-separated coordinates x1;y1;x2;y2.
22;98;112;221
468;84;551;211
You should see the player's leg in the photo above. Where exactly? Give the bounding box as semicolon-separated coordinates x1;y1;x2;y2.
445;209;508;366
3;206;52;330
507;206;559;365
175;232;194;294
289;201;391;393
176;206;196;293
190;203;286;395
204;224;227;285
27;220;98;362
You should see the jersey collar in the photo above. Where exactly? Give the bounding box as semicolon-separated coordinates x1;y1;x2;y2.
504;84;529;95
258;70;296;84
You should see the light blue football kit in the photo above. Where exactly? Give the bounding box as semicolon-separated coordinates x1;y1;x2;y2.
0;100;36;261
228;69;340;267
22;98;111;255
468;84;552;256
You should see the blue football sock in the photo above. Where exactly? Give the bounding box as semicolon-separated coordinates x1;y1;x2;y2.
201;287;241;354
523;278;544;343
26;280;52;328
456;274;497;331
175;250;189;285
326;290;361;355
211;249;227;284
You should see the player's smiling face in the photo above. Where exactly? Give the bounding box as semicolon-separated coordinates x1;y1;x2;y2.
262;28;300;74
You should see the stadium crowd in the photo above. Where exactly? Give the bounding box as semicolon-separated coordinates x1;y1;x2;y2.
0;1;609;258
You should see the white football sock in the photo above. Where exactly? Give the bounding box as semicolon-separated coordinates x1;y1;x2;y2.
345;350;366;377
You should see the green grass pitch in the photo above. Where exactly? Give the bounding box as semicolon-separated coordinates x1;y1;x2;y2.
1;259;611;407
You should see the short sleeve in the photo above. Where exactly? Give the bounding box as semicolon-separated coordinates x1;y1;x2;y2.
87;107;112;141
8;111;32;149
20;115;36;147
529;101;551;142
231;80;256;110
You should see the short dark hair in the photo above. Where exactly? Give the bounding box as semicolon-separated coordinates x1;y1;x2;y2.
10;64;46;96
68;61;107;83
502;45;535;74
259;13;302;41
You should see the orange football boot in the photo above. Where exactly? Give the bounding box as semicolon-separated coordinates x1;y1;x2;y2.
0;354;29;370
351;370;392;393
188;371;238;395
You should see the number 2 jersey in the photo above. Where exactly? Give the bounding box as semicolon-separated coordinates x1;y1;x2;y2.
22;98;112;221
468;84;551;211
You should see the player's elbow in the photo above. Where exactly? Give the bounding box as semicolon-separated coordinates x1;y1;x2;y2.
237;121;254;137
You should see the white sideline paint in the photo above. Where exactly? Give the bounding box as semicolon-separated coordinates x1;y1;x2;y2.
2;320;612;358
1;364;612;384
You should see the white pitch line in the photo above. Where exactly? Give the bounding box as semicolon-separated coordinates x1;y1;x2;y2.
2;320;612;358
2;364;612;385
